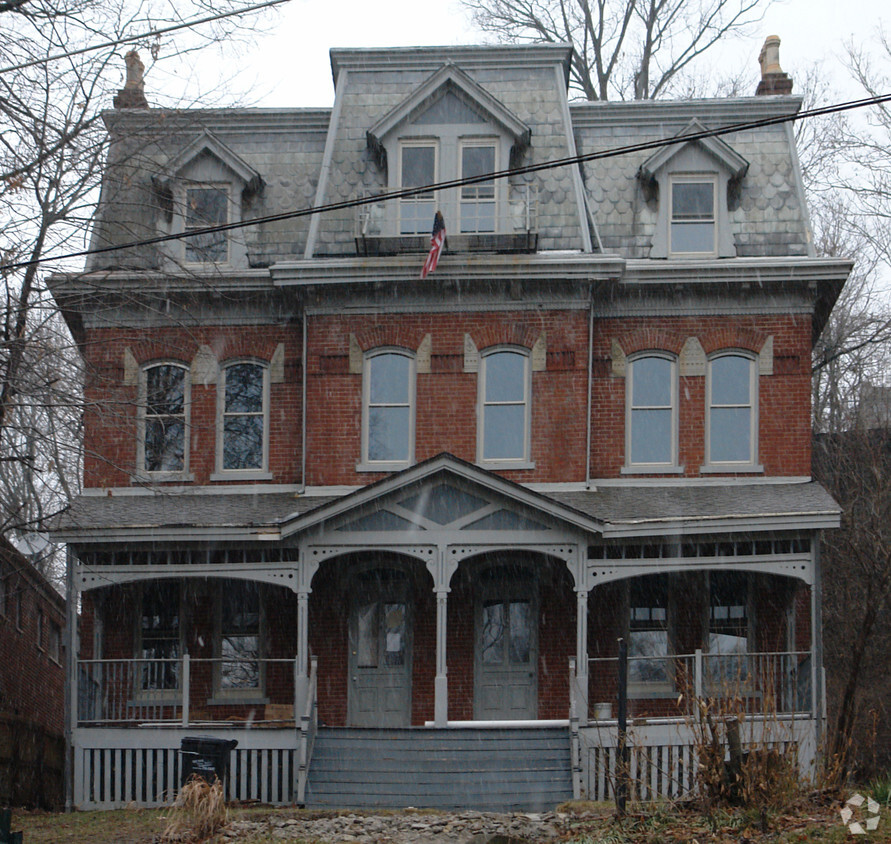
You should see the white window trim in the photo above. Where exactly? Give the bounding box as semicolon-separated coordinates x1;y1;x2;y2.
181;182;232;266
623;353;681;474
210;580;267;704
477;346;534;469
136;361;193;482
668;173;718;258
458;137;499;235
703;351;762;472
398;140;439;236
134;581;185;702
357;348;416;472
212;359;272;481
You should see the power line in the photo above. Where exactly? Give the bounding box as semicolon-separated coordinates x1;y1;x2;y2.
3;90;890;275
0;0;290;75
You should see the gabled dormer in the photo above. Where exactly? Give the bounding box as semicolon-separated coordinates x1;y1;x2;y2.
358;63;537;255
638;119;748;259
153;129;264;269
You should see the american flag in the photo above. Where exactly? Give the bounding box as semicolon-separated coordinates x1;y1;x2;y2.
420;211;446;279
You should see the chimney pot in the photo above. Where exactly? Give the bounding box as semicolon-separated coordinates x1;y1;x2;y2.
113;50;149;109
756;35;793;95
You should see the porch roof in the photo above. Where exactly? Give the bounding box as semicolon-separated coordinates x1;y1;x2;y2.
54;455;839;543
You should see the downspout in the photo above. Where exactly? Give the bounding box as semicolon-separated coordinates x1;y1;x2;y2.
585;295;594;487
300;310;307;492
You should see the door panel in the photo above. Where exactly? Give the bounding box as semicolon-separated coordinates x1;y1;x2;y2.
348;572;412;727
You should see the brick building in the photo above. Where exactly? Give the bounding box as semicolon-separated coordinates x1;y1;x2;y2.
50;41;851;810
0;537;65;806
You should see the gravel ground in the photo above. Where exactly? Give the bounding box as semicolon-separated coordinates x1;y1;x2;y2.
222;810;574;843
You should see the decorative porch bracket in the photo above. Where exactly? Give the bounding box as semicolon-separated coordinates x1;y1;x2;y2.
76;563;303;592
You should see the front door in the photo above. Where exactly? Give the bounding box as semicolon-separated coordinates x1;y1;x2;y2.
474;566;537;720
348;568;412;727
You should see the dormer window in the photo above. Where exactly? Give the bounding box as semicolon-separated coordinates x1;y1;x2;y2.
670;176;716;256
184;185;229;263
639;119;748;260
400;143;437;235
460;141;496;233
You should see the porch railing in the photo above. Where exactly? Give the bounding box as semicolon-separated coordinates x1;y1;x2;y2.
76;656;301;727
585;650;812;721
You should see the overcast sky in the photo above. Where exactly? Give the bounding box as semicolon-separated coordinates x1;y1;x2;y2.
201;0;888;109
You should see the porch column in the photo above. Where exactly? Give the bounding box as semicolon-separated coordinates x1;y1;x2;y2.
574;588;590;725
63;546;79;812
434;588;448;726
811;533;824;744
295;588;310;718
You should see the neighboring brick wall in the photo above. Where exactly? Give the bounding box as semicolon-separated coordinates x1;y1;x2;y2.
0;539;65;738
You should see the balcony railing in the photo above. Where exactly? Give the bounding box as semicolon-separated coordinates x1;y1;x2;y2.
76;656;299;727
584;650;812;722
355;184;539;256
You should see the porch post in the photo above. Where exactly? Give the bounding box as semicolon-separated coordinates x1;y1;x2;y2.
434;588;448;726
63;546;79;812
295;589;310;718
811;533;824;745
575;588;589;725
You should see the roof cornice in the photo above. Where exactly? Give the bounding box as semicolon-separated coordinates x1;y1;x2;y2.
622;256;852;286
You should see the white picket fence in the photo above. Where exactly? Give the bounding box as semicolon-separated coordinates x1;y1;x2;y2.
578;715;818;802
72;727;298;809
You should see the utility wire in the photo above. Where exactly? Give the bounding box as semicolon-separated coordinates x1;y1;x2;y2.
0;0;290;75
3;90;890;275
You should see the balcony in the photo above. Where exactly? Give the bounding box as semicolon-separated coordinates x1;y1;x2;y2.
355;183;538;257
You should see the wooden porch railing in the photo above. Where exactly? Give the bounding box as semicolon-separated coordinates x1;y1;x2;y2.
76;657;300;726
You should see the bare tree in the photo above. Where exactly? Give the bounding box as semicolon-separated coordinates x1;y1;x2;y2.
460;0;771;100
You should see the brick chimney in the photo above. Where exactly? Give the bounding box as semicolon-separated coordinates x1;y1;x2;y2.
756;35;793;95
113;50;149;109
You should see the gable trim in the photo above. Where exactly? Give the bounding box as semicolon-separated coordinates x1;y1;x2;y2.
638;118;748;182
156;129;264;193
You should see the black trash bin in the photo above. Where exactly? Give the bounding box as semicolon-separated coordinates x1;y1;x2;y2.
179;737;238;788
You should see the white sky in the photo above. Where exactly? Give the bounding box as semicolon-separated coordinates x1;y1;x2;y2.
211;0;890;109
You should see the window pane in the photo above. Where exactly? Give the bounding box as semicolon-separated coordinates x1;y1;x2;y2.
629;630;669;683
711;356;751;405
508;600;531;665
221;635;260;688
483;404;525;460
671;222;715;253
460;201;496;233
223;415;263;469
710;407;751;462
368;406;410;462
384;603;406;666
401;146;435;191
369;354;409;404
145;418;185;471
357;603;378;668
185;188;228;263
462;145;495;182
400;200;435;235
672;182;713;218
481;601;504;665
146;366;184;415
225;364;263;413
630;409;671;463
485;352;525;402
632;357;671;406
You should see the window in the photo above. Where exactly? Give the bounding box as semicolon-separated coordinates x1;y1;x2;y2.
36;607;44;649
460;142;496;233
218;361;268;474
184;185;229;263
218;582;262;694
361;350;415;470
670;176;716;255
48;621;61;663
628;576;670;687
706;572;750;685
627;355;677;469
138;581;181;692
478;349;531;466
15;588;22;632
707;353;757;467
140;363;189;476
0;563;6;617
399;143;437;234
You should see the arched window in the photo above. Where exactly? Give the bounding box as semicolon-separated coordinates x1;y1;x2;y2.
217;361;269;474
478;348;531;466
139;362;189;476
361;350;415;469
706;352;758;467
626;353;678;470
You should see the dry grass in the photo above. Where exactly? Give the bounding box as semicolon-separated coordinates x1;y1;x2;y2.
160;776;228;843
